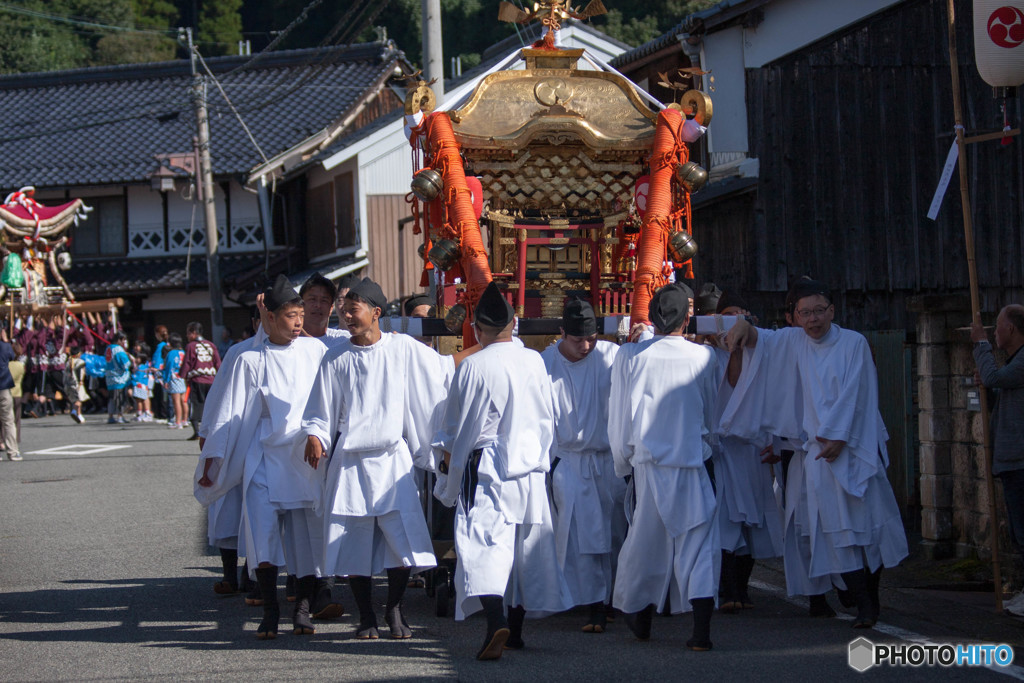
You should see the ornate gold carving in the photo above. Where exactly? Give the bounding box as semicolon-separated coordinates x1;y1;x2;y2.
535;78;574;106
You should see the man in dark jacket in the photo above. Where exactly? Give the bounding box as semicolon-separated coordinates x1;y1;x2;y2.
180;322;221;441
972;305;1024;615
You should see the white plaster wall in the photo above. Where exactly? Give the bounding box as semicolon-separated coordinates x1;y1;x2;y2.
229;180;261;226
362;144;415;196
701;24;749;156
126;185;162;225
742;0;902;68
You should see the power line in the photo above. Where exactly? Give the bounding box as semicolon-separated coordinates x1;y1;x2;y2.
194;49;269;163
210;0;391;114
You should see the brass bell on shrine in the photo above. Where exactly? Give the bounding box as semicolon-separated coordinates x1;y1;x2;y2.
666;230;698;263
428;238;460;271
444;303;467;332
411;168;444;202
675;161;708;193
417;243;426;260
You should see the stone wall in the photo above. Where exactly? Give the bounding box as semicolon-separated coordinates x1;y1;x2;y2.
911;296;1018;584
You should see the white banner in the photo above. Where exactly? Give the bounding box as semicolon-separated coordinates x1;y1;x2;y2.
927;140;959;221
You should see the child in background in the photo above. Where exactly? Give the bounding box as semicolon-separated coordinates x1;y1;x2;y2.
163;334;187;429
63;343;89;424
132;343;154;422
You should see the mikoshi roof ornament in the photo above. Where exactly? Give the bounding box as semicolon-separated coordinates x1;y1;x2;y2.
0;186;90;303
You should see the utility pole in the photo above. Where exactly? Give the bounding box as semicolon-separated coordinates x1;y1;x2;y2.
421;0;445;101
187;28;225;344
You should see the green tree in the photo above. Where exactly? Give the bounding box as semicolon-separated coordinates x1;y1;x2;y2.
198;0;243;55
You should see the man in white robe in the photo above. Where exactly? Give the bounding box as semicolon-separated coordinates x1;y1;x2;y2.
541;299;624;633
195;275;328;639
709;292;783;612
433;281;572;661
302;277;446;640
726;279;909;628
301;271;351;345
609;282;719;650
200;305;261;598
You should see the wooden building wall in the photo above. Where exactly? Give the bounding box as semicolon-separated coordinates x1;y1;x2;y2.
691;0;1024;332
365;194;422;302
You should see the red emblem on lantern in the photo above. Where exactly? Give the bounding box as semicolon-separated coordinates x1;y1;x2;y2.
988;6;1024;48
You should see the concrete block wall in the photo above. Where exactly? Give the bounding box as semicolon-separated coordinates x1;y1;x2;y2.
911;295;1017;583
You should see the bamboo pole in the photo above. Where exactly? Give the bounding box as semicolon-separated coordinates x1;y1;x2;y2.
946;0;1003;612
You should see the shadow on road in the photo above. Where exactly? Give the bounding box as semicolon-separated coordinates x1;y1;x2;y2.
0;576;452;664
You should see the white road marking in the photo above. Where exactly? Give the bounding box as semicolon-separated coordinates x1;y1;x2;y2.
748;579;1024;679
27;444;131;456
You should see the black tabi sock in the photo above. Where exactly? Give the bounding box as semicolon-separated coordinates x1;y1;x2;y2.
866;568;882;621
386;567;411;610
690;598;713;641
719;551;737;603
687;597;714;649
507;605;526;646
840;569;873;626
255;566;280;635
349;575;375;625
479;595;507;633
736;554;755;604
219;548;238;586
293;575;317;633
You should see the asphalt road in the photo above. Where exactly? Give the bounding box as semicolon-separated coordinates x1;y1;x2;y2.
0;414;1020;681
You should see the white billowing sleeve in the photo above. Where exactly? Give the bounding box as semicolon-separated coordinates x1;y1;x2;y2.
700;351;719;461
301;350;342;457
432;362;492;508
816;332;884;497
193;354;260;506
402;339;449;471
608;344;637;479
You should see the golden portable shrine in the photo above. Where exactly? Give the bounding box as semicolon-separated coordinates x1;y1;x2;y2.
404;0;712;342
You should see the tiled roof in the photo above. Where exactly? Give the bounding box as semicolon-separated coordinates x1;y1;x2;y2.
0;43;403;190
62;252;289;297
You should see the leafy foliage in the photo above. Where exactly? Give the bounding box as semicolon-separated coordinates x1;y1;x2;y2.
0;0;179;74
0;0;719;75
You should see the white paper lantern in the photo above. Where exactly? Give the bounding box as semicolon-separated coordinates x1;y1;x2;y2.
974;0;1024;88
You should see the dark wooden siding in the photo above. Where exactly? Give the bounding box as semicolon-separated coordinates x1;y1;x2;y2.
689;0;1024;332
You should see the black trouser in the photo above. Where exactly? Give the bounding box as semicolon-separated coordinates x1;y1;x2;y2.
152;383;167;420
462;449;484;508
188;382;212;435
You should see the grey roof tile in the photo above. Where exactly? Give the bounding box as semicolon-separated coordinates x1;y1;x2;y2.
0;43;402;190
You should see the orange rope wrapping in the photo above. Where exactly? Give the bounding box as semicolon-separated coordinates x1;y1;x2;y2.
631;108;690;326
422;112;494;341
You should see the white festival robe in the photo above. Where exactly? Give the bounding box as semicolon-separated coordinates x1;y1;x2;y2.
199;335;260;551
541;339;627;606
194;336;327;577
711;346;783;559
198;327;347;553
750;325;908;579
302;332;446;577
609;336;720;614
433;341;573;620
730;327;829;595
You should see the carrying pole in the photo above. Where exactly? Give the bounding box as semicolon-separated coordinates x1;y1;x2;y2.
946;0;1003;612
